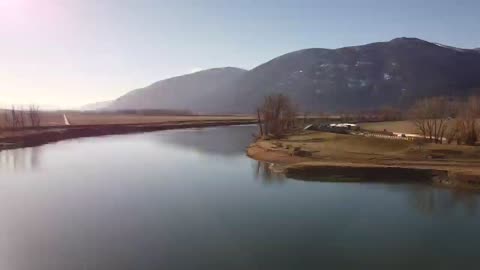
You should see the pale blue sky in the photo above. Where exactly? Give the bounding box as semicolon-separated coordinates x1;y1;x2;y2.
1;0;479;107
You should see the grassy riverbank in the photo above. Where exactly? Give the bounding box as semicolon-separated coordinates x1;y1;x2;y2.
247;131;480;190
0;115;255;151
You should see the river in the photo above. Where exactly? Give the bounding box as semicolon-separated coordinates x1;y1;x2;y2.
0;125;479;270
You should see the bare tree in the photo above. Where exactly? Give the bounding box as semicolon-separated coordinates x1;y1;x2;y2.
0;109;5;131
455;96;480;145
410;97;450;144
28;105;41;127
256;94;298;138
2;106;36;130
6;106;18;129
446;124;459;144
3;109;10;129
256;108;264;137
17;106;26;129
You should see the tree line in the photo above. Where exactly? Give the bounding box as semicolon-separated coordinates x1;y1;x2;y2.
254;93;480;146
1;105;41;130
410;96;480;145
256;94;298;139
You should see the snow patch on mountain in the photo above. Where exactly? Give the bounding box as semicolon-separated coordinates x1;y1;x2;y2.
434;43;467;52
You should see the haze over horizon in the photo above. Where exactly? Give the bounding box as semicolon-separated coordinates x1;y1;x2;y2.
1;0;479;108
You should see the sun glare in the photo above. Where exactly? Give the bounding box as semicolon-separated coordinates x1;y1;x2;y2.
0;0;27;10
0;0;28;24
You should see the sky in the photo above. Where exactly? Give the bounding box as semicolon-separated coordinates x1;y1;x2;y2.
1;0;479;108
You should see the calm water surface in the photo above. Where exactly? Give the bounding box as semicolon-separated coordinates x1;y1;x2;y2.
1;126;480;270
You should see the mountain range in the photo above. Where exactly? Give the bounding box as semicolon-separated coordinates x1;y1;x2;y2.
102;38;480;113
108;67;246;113
81;100;112;111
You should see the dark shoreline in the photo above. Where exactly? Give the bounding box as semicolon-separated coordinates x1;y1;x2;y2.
0;120;256;151
247;141;480;191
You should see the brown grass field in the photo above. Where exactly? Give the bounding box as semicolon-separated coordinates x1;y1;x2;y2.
251;131;480;164
358;119;480;134
0;110;254;127
358;120;419;134
248;130;480;190
66;113;253;126
0;110;256;143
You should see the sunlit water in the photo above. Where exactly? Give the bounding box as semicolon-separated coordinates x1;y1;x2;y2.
1;126;480;270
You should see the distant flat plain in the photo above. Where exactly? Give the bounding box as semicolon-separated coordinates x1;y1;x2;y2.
0;110;253;127
0;111;256;148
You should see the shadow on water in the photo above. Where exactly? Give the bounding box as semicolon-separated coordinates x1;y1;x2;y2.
0;147;42;172
288;166;480;216
149;125;257;157
286;166;438;183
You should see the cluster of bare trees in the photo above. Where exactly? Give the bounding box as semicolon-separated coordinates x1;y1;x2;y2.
28;105;41;127
410;96;480;145
2;105;41;130
256;94;297;138
448;96;480;145
410;97;451;144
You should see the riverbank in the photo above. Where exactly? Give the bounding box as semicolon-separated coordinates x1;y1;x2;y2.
247;131;480;190
0;119;256;151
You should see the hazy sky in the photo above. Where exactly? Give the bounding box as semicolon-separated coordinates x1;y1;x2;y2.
1;0;479;108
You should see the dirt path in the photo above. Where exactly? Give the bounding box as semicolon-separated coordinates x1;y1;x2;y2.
63;114;70;125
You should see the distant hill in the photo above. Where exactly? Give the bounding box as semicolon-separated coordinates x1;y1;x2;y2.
81;100;112;111
108;67;247;113
108;38;480;113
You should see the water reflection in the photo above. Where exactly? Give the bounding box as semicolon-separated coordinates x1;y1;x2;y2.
0;147;41;171
278;162;480;216
0;126;480;269
150;125;256;157
407;184;480;216
253;161;285;184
